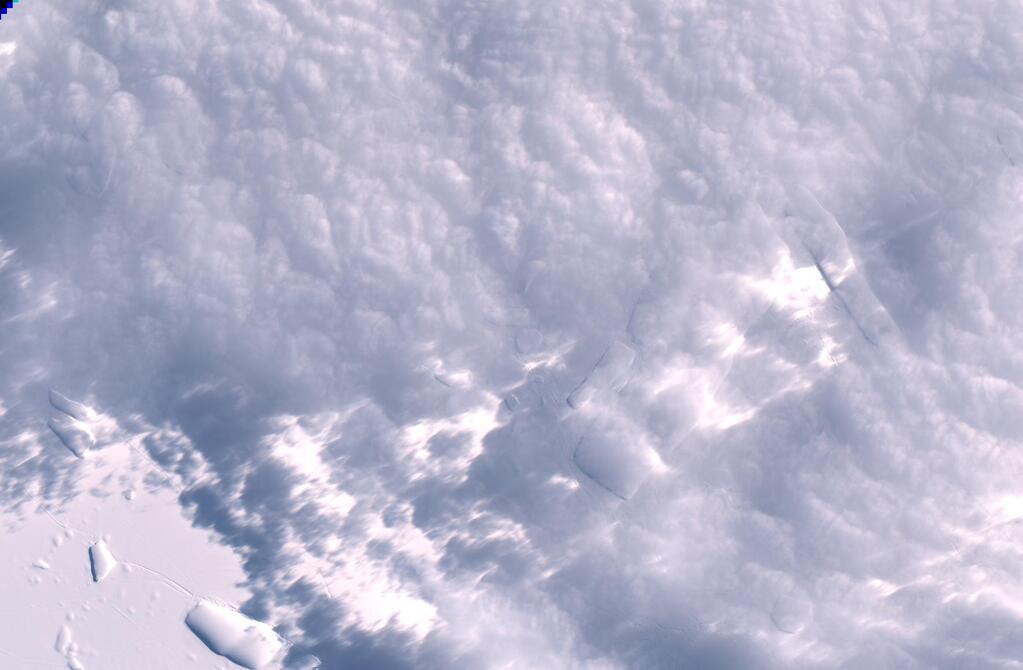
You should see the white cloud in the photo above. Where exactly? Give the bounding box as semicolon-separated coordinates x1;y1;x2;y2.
1;0;1023;668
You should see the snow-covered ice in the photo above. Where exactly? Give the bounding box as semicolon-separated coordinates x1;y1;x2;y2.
88;540;116;583
566;341;636;409
47;415;94;458
49;390;93;423
54;623;84;670
185;600;287;670
46;390;97;458
0;410;254;668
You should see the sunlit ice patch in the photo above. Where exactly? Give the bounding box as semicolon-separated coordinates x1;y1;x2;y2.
746;248;832;320
741;248;850;369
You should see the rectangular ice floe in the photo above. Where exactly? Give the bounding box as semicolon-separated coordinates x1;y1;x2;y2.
566;341;636;409
569;408;666;501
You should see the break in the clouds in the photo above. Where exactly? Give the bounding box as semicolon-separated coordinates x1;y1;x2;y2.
2;0;1023;668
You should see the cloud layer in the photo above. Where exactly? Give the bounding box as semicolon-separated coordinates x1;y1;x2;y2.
3;1;1023;667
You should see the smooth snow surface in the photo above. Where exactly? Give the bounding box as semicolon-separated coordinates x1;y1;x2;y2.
3;1;1023;668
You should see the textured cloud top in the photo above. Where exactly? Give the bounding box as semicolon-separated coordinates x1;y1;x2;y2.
2;1;1023;668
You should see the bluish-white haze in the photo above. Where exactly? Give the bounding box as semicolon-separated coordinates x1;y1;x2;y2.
2;1;1023;668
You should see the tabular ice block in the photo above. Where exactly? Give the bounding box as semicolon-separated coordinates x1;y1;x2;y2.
48;415;95;458
572;416;664;500
779;186;896;346
47;389;97;458
573;438;657;501
186;599;286;669
88;539;117;582
567;341;636;409
49;389;93;422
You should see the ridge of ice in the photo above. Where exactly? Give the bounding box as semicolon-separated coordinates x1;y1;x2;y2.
54;624;84;670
